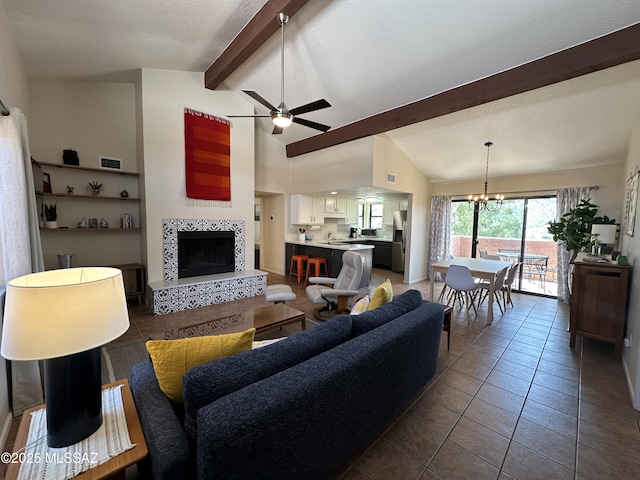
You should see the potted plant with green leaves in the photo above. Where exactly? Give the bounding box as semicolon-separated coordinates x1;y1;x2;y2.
44;202;58;229
547;199;616;257
87;181;104;196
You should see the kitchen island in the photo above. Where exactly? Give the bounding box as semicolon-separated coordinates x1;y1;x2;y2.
285;241;373;289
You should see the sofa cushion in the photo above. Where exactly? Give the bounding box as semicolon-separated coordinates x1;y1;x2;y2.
147;328;255;403
368;278;393;309
351;289;423;335
183;314;353;439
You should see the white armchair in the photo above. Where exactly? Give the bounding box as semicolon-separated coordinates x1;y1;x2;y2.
306;251;365;320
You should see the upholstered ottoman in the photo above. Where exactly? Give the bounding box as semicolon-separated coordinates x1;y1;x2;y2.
265;285;297;304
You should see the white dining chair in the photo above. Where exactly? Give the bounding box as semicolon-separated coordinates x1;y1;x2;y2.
476;267;509;314
502;262;521;308
437;265;479;315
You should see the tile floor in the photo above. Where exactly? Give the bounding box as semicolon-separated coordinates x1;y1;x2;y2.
3;268;639;480
333;273;640;480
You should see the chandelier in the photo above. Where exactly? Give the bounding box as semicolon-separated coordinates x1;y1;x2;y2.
468;141;504;211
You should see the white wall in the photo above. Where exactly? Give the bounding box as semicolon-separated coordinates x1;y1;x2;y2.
139;69;255;283
373;135;431;284
0;0;29;451
432;164;624;221
28;80;141;269
255;128;290;194
289;137;375;193
621;115;640;409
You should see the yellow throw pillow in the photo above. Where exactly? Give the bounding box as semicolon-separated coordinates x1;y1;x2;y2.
146;328;255;403
368;279;393;310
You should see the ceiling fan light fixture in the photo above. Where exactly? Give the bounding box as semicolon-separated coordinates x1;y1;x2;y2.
272;111;293;128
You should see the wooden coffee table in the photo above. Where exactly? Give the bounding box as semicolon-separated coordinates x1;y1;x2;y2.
165;303;306;340
4;379;147;480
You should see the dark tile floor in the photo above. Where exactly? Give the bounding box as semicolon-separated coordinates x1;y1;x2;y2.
3;268;639;480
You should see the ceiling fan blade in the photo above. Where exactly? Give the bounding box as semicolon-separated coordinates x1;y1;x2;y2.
293;117;331;133
242;90;277;111
272;125;284;135
289;99;331;116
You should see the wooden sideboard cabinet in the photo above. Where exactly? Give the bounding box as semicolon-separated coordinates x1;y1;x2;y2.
569;254;630;358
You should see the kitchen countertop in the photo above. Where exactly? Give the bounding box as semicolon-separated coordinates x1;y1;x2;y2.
345;238;393;243
287;240;374;250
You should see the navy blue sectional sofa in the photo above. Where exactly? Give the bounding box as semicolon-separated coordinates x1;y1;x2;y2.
129;289;444;480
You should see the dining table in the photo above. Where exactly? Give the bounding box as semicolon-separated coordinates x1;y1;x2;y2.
431;257;512;324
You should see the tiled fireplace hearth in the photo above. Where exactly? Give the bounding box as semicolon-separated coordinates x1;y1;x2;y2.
147;218;267;315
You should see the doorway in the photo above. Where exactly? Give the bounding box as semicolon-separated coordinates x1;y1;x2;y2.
450;197;557;296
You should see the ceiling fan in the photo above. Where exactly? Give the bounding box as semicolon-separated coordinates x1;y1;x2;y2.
227;12;331;135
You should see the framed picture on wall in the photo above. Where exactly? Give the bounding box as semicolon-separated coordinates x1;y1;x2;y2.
42;172;52;193
623;170;639;236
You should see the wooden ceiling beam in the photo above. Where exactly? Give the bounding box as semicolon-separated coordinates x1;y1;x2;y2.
205;0;311;90
286;23;640;158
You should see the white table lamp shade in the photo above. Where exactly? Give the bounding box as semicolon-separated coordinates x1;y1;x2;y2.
591;224;617;245
1;267;130;361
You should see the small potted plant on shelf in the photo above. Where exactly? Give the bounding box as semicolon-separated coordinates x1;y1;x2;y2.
87;181;104;196
44;202;58;229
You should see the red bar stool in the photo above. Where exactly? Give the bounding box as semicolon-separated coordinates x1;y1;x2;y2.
305;257;328;284
289;254;309;284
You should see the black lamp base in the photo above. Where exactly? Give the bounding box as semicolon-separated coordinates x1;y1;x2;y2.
44;347;102;447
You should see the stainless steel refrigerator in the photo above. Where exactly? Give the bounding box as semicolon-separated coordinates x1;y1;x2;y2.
392;210;407;273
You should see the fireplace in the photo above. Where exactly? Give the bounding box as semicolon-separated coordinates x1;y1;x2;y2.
152;218;266;315
178;230;235;278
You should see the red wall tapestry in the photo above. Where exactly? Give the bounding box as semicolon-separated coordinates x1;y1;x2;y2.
184;108;231;201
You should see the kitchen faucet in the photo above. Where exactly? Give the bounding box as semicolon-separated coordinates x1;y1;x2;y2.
328;231;332;240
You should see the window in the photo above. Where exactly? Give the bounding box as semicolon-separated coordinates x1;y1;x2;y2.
358;203;365;229
370;203;383;229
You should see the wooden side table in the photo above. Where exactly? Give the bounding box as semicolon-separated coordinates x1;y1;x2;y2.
5;379;148;480
114;263;145;305
442;305;453;351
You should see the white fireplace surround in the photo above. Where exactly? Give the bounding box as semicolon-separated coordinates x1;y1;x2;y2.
147;218;267;315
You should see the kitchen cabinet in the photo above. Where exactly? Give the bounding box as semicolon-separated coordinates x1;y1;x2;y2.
324;197;347;217
399;199;409;210
371;240;392;269
344;199;359;225
382;201;397;225
291;194;324;225
569;254;630;358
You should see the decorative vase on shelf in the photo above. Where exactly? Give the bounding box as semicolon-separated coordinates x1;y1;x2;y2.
100;217;109;228
44;221;58;229
78;217;88;229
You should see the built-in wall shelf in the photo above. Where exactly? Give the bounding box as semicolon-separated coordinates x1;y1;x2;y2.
36;192;140;201
40;227;142;232
36;161;139;177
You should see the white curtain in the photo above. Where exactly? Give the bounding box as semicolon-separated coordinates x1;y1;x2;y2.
427;195;452;281
0;107;45;414
555;186;592;304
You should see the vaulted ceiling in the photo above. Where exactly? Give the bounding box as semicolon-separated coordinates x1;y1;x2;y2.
4;0;640;183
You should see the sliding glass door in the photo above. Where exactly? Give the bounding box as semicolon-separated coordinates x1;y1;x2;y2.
450;197;557;296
